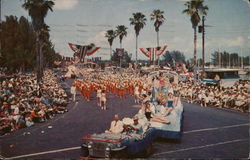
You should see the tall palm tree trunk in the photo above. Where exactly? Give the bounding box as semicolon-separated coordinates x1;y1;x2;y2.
136;35;138;64
36;34;41;83
157;30;159;47
193;27;197;68
119;41;122;68
110;45;112;61
39;40;43;79
157;31;159;65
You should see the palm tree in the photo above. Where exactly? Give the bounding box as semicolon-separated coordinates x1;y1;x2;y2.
129;12;147;64
150;9;166;65
150;9;165;48
105;30;116;60
182;0;208;68
116;25;128;48
22;0;54;82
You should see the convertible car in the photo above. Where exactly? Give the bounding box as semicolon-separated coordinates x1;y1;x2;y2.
80;100;184;158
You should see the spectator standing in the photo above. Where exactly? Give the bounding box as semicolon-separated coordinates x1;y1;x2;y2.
70;83;76;102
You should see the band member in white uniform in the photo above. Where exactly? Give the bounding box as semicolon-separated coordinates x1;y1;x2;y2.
134;84;140;104
100;90;107;110
96;88;102;107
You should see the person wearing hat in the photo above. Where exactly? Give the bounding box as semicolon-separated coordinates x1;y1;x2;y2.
131;115;143;135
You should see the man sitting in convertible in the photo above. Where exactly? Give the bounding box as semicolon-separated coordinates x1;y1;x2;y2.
106;114;124;134
131;116;143;135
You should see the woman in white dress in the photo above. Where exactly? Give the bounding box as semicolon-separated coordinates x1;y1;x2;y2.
142;102;170;124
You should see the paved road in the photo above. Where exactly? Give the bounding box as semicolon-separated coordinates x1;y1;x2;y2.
0;78;249;159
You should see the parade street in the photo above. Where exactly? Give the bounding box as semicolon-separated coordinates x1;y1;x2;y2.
1;0;250;159
0;78;248;159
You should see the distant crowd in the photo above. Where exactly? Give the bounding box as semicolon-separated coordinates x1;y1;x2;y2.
0;70;68;136
179;79;249;112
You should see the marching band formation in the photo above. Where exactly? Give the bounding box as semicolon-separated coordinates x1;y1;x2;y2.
71;67;180;114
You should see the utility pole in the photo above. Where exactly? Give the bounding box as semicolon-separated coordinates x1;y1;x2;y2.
0;0;2;57
198;16;205;77
218;48;221;68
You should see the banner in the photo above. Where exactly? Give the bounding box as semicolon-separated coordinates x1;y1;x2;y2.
155;45;168;57
68;43;100;61
139;48;153;60
139;45;168;61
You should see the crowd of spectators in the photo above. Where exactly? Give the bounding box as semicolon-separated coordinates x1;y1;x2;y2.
0;70;69;136
179;79;249;113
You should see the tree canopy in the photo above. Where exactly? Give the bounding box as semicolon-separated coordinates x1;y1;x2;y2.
0;16;60;74
162;50;186;66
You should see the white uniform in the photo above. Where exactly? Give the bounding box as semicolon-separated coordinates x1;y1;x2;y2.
70;86;76;102
134;86;139;95
101;93;106;102
97;89;101;98
109;120;124;134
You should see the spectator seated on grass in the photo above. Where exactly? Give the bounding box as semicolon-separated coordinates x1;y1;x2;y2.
0;70;69;136
178;78;249;113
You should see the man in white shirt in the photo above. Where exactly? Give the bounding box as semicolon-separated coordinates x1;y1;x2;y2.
235;93;245;107
107;114;124;134
70;83;76;102
14;105;19;115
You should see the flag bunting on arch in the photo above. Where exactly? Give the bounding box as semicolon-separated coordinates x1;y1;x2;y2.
139;45;168;60
68;43;100;60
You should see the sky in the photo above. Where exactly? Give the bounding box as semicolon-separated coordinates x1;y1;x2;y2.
2;0;250;61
